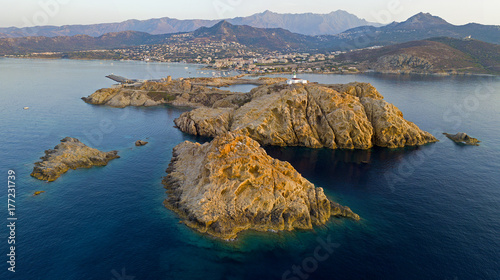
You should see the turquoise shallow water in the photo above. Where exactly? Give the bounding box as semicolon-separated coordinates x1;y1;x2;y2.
0;58;499;280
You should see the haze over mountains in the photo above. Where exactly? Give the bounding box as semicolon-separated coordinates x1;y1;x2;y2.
228;10;376;35
0;10;374;38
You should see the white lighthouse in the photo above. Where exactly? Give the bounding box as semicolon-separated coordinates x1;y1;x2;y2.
287;71;308;85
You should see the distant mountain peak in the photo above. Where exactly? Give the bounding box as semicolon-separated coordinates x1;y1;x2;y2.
329;10;349;15
194;20;239;37
213;20;232;26
261;10;275;15
401;12;450;28
411;12;446;20
211;20;236;30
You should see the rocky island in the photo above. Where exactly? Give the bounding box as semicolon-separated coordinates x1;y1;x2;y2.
175;81;438;149
31;137;119;181
84;76;437;149
163;132;359;240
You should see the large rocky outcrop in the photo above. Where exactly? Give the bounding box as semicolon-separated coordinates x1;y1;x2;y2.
31;137;119;181
82;80;233;108
175;82;438;149
163;132;359;240
82;77;284;108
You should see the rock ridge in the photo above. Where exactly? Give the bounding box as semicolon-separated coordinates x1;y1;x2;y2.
82;76;285;108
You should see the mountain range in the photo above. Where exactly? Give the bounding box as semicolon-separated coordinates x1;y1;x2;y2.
0;13;498;59
0;10;374;38
332;12;500;49
0;21;317;55
0;31;167;55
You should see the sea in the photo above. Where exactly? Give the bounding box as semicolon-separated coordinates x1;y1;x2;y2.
0;58;499;280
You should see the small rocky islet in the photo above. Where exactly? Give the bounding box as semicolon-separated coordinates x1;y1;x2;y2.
71;76;439;238
31;137;119;182
135;140;149;146
443;132;480;146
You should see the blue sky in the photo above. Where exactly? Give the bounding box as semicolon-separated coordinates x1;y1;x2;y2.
1;0;498;28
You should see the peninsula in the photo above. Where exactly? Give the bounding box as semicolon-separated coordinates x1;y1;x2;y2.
31;137;119;182
82;76;286;108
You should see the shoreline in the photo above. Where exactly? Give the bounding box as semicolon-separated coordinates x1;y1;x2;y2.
2;55;498;77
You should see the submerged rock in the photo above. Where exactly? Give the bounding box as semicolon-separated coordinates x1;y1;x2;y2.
443;133;480;146
162;132;359;240
175;82;438;149
31;137;119;182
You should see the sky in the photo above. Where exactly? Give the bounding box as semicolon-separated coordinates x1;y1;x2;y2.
1;0;499;28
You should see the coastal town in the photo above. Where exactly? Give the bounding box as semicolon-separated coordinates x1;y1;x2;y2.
113;42;361;74
12;40;365;75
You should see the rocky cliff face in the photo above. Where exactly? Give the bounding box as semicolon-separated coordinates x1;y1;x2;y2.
31;137;119;181
175;82;438;149
360;96;437;148
163;132;359;240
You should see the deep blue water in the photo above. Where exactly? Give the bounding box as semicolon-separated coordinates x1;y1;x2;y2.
0;58;499;280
